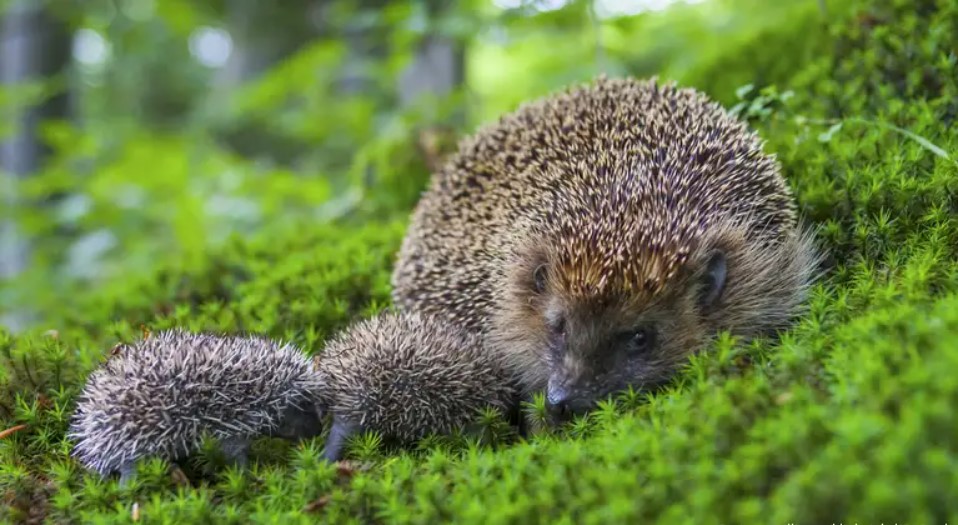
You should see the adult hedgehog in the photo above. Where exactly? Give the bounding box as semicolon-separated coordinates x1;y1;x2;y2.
392;76;819;422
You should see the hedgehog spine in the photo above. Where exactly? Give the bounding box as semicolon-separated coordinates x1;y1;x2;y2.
68;329;324;484
313;310;521;461
391;75;821;421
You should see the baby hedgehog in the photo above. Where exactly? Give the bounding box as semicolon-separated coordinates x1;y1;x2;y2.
69;329;324;484
392;76;820;423
314;310;520;461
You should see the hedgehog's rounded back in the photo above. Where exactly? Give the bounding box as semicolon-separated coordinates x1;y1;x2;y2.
69;330;323;477
315;311;518;446
392;76;819;419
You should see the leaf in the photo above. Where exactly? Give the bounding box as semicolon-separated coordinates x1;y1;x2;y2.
817;122;843;143
879;122;957;167
844;117;958;168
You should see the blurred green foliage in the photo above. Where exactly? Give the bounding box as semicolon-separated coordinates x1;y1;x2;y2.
3;0;958;522
2;0;823;323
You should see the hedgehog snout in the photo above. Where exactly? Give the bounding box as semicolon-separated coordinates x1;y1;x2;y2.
544;372;594;424
274;402;326;440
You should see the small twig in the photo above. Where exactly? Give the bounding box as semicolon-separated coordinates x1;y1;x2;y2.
0;424;28;439
304;495;331;513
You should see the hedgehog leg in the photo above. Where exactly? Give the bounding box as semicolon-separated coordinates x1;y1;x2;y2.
512;406;530;439
219;436;251;469
507;391;532;438
117;462;137;487
321;418;358;462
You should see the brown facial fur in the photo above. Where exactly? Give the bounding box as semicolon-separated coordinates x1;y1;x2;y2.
392;76;820;415
490;217;819;411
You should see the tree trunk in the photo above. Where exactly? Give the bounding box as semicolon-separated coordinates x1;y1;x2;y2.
216;0;326;87
0;1;72;328
398;1;466;173
397;33;465;111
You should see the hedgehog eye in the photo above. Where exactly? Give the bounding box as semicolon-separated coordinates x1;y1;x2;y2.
550;317;567;337
533;264;548;294
623;326;655;355
547;317;567;356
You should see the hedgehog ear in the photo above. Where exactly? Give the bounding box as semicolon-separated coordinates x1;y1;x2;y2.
698;250;727;309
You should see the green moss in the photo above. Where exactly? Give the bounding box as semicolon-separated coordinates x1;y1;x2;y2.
4;0;958;522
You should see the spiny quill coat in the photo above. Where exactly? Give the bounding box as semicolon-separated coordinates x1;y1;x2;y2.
69;329;324;483
392;76;820;422
314;310;521;461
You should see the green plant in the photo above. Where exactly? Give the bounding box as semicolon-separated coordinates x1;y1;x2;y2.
4;0;958;522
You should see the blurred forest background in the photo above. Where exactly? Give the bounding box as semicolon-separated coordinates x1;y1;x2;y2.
0;0;814;332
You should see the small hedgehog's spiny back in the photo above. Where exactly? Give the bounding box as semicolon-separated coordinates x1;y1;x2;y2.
69;329;322;477
106;330;314;422
315;311;518;445
392;76;797;328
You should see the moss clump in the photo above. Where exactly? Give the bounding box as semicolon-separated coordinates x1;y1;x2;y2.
3;0;958;522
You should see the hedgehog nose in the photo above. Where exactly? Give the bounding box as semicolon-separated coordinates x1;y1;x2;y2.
545;382;573;423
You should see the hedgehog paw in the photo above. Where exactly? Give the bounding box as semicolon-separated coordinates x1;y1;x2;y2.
220;436;251;469
322;418;358;463
117;462;137;487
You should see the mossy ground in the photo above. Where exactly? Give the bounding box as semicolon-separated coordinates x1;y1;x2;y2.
3;0;958;522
